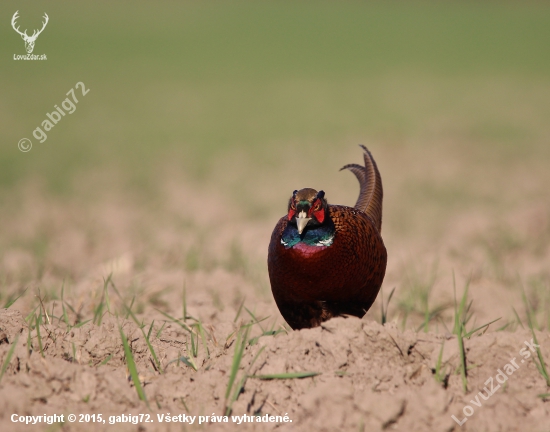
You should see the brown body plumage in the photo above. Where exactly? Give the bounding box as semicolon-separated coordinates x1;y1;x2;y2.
267;146;387;329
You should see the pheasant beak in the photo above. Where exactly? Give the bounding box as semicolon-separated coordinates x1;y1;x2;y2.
296;210;312;234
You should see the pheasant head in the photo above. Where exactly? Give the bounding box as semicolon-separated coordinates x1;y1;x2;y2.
287;188;328;234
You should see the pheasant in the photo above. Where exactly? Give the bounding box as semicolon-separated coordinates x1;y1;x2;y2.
267;145;387;330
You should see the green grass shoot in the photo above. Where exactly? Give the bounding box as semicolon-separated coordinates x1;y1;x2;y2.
248;328;285;346
464;317;502;339
398;263;448;331
245;307;267;333
194;320;210;359
226;346;265;414
250;371;321;380
36;288;51;325
103;277;112;314
119;324;149;407
433;340;447;386
141;325;163;373
93;276;113;326
74;319;92;328
416;303;449;333
512;307;525;330
60;282;70;328
147;320;155;340
380;286;395;325
156;322;166;339
233;297;246;323
64;302;84;326
109;279;147;329
521;282;550;387
167;355;197;371
126;296;136;320
496;321;512;332
93;291;106;326
100;354;113;366
224;325;250;414
154;308;192;333
3;288;28;309
453;273;468;393
180;397;190;413
190;329;198;358
24;305;39;324
182;282;188;322
35;313;45;358
0;335;20;383
225;338;265;416
26;326;32;356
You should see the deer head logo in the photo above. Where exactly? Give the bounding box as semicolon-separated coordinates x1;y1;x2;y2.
11;11;49;54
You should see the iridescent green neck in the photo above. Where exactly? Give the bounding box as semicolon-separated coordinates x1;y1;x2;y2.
281;219;335;249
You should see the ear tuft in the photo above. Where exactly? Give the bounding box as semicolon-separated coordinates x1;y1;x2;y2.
316;190;325;199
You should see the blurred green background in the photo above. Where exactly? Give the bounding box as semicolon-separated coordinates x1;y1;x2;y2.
1;0;549;199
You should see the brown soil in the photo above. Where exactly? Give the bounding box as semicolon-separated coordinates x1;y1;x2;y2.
1;145;549;432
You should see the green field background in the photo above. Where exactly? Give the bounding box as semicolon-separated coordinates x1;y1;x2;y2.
1;1;549;202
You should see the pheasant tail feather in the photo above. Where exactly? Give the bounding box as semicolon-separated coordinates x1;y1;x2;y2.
340;145;383;232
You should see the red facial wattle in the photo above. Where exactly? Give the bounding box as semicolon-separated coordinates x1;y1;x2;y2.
313;208;325;223
308;199;325;223
288;208;296;221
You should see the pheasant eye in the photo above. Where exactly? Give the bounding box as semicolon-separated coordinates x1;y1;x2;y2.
312;199;321;211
